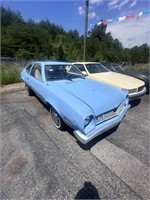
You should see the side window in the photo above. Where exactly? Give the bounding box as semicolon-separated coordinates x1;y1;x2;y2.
30;64;42;81
25;64;33;74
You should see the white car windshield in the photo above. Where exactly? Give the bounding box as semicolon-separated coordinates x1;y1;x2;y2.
45;64;84;81
85;63;109;74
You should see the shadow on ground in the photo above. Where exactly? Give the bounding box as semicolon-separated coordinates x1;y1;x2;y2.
76;125;119;150
35;94;122;150
75;181;101;199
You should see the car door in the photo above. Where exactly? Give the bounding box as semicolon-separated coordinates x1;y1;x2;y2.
28;64;45;102
23;63;33;86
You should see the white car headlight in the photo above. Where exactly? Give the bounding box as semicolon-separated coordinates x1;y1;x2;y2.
84;116;91;127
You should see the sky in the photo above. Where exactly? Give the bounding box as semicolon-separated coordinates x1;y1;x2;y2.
1;0;150;48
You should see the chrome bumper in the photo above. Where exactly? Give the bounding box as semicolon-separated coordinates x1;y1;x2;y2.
129;87;146;100
74;104;130;144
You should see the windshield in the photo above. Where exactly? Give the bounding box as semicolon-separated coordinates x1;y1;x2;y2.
45;64;84;81
85;63;109;74
102;64;114;71
113;65;124;72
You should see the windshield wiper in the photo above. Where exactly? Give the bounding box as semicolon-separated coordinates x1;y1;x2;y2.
65;74;73;81
65;73;85;80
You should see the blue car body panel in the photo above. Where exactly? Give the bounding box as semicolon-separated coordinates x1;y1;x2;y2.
21;61;130;144
55;78;126;115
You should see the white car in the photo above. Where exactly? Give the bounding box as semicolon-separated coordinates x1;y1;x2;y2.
73;62;146;100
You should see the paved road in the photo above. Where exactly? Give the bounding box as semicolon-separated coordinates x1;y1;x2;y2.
1;90;149;199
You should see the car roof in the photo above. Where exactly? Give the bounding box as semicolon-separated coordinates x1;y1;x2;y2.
73;62;101;64
30;61;72;65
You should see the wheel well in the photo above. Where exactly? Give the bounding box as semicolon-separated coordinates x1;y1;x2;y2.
46;102;65;123
46;102;52;109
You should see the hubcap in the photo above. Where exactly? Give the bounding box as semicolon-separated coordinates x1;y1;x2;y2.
51;108;61;128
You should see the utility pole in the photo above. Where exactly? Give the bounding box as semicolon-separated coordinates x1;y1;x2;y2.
83;0;89;61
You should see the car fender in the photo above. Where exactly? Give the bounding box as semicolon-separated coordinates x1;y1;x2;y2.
135;75;148;84
45;88;95;133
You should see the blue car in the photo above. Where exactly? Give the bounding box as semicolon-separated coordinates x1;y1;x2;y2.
21;61;130;144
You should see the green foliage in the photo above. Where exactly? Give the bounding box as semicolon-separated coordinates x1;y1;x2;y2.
130;44;149;64
1;6;149;64
0;62;24;85
1;6;24;26
15;49;33;60
90;23;107;40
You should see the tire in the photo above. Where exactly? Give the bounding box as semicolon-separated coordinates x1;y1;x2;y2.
146;87;149;94
25;84;34;96
50;107;65;131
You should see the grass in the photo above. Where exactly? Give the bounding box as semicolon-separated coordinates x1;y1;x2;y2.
0;61;27;86
124;63;149;74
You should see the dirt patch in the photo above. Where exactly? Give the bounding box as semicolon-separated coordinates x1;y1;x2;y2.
0;82;25;93
3;150;28;180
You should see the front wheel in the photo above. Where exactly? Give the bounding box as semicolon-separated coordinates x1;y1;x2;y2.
50;107;65;131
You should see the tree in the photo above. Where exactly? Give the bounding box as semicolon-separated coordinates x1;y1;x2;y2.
1;6;149;63
1;6;24;26
90;22;107;40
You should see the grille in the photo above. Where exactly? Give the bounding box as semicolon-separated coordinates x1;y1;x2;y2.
102;110;116;121
96;101;124;123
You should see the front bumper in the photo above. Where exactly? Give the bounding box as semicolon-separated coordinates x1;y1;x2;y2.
129;87;146;100
74;104;130;144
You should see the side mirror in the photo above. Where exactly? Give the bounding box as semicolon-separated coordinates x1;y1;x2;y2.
82;71;87;76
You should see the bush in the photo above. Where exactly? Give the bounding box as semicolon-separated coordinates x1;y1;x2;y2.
0;61;27;85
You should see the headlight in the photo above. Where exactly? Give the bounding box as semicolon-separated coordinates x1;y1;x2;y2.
84;116;91;127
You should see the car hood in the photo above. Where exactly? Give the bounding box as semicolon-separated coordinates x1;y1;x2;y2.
52;78;127;116
90;71;145;90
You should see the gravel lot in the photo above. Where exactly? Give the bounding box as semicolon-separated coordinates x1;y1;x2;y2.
1;89;150;199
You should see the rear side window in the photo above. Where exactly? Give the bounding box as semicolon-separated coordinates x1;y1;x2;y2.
25;64;33;74
30;64;42;81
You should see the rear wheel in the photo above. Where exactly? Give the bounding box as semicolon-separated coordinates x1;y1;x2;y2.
25;84;34;96
50;107;65;131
